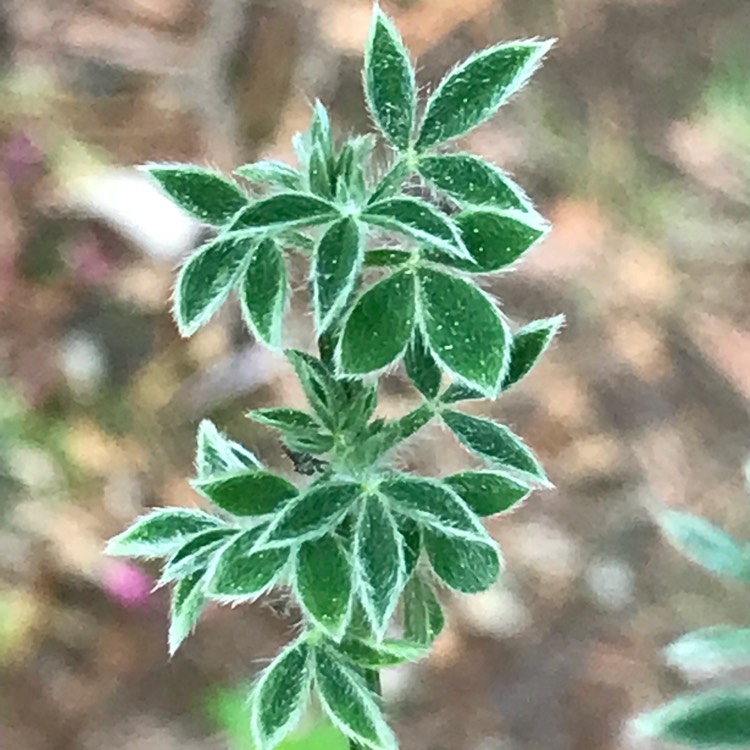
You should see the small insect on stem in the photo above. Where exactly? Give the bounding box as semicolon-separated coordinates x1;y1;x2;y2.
282;445;330;476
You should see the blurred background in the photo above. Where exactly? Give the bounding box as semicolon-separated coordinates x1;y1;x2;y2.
1;0;750;748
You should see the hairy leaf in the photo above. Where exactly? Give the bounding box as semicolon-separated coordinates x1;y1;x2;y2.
169;570;206;655
403;574;445;646
635;687;750;747
364;249;411;268
659;510;750;580
418;153;532;211
235;160;302;191
368;160;409;205
308;143;334;199
355;496;406;639
338;270;416;375
313;218;364;333
285;350;341;432
106;509;223;559
443;410;548;485
417;268;509;396
233;193;338;232
206;527;289;601
666;626;750;677
251;406;334;454
260;482;362;548
143;163;248;224
192;471;299;517
297;534;353;639
416;39;554;149
424;528;501;593
503;315;563;390
404;328;442;399
365;6;416;149
240;238;287;348
251;639;312;750
338;636;430;669
314;647;397;750
439;382;485;403
161;528;239;583
195;419;263;478
444;471;530;516
173;235;254;336
362;197;470;260
397;515;422;579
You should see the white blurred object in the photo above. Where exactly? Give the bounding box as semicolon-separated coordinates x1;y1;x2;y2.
59;331;107;396
69;168;202;260
456;584;532;639
584;557;636;611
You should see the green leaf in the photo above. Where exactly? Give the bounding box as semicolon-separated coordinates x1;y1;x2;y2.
251;407;334;454
444;471;530;516
404;328;442;399
196;419;263;478
311;101;335;165
173;235;254;336
143;163;249;225
251;639;312;750
308;143;334;199
206;527;290;601
443;410;548;485
365;6;416;149
363;249;411;268
635;687;750;748
397;515;421;579
232;193;338;233
363;197;470;260
296;534;353;639
402;574;445;646
312;218;364;333
659;510;750;580
416;39;554;149
666;626;750;676
439;382;484;403
428;208;549;272
368;160;409;205
240;238;287;348
338;270;416;375
161;528;239;584
338;636;430;669
169;570;207;655
417;268;509;396
502;315;563;390
362;404;433;463
106;509;224;559
418;154;532;211
354;496;406;639
314;647;397;750
285;350;341;432
260;482;362;548
423;528;501;593
192;471;299;517
380;475;486;539
235;160;302;191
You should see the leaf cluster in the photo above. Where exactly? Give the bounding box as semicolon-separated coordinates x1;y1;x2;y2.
111;6;558;749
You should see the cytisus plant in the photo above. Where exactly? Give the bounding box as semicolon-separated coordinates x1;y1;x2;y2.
635;484;750;748
107;6;560;749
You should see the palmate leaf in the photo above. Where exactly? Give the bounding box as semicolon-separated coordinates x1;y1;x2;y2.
296;533;353;639
365;6;417;149
404;328;442;399
106;508;224;559
285;350;342;432
417;268;509;396
443;410;549;486
354;496;406;639
503;315;564;390
423;528;501;593
251;639;312;750
206;527;290;602
192;471;299;517
173;234;255;336
418;153;532;211
416;39;554;150
240;238;287;348
362;197;470;261
444;471;530;517
195;419;263;478
634;687;750;748
143;163;249;225
169;570;207;655
312;218;364;333
364;249;411;268
337;270;416;375
314;647;398;750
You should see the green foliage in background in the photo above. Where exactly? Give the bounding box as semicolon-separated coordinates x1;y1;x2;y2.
108;6;558;749
635;470;750;748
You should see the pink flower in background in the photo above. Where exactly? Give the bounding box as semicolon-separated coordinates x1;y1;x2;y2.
103;561;154;610
1;131;44;185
